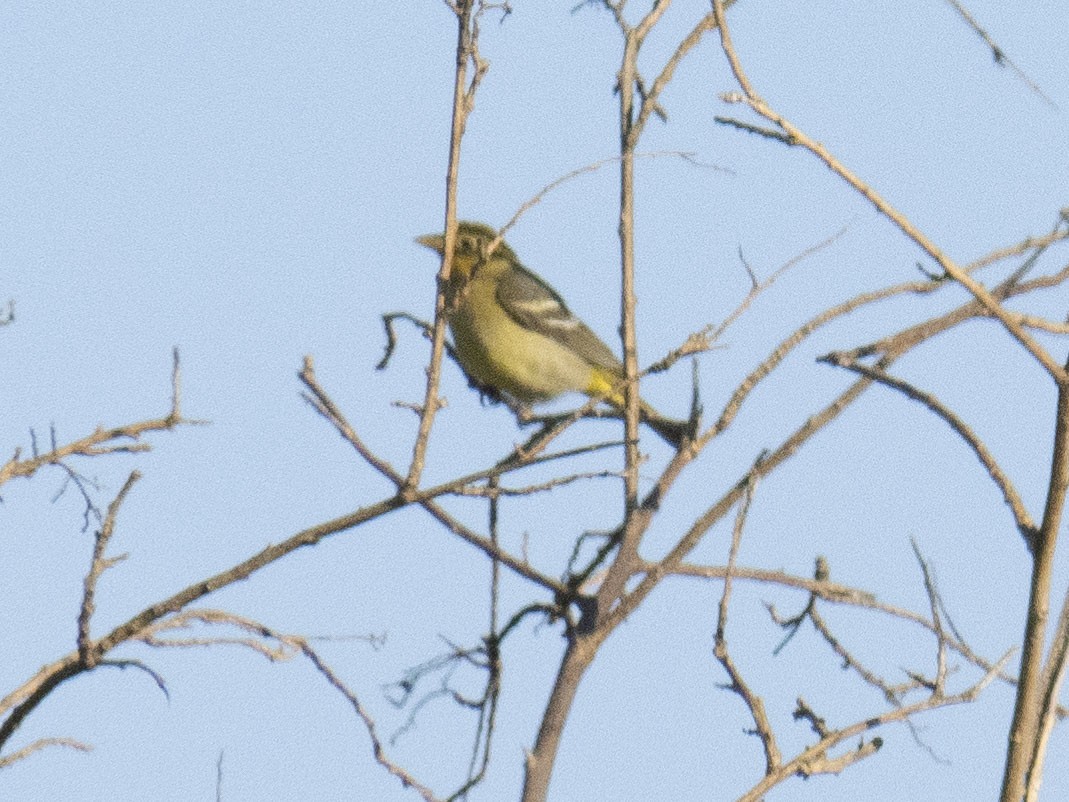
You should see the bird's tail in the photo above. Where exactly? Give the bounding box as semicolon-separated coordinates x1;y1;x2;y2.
639;401;693;449
591;371;695;448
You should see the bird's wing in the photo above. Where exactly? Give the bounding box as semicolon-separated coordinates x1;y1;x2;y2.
496;264;622;372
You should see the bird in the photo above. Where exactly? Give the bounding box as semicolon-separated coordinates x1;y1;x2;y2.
416;221;691;448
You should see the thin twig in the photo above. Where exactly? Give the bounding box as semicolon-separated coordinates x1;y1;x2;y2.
820;353;1037;546
910;540;949;697
0;737;92;768
941;0;1056;108
713;471;780;772
406;0;482;491
299;640;444;802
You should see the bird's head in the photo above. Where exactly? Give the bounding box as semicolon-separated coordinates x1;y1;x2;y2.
416;221;517;279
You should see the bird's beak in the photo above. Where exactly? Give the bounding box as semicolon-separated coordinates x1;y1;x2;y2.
415;233;445;254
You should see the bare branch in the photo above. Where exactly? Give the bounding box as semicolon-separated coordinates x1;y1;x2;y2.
0;737;91;769
79;472;141;665
941;0;1056;108
0;350;192;490
713;472;780;772
910;540;948;697
739;651;1014;801
301;640;444;801
406;0;483;491
498;151;710;240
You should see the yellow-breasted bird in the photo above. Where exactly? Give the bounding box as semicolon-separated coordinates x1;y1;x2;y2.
416;221;690;448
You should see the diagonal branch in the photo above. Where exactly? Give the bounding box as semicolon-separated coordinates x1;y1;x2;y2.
941;0;1056;108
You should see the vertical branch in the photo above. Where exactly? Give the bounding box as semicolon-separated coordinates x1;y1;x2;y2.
713;474;780;773
596;0;671;618
406;0;484;490
459;476;503;795
525;10;680;799
618;23;642;519
1002;360;1069;801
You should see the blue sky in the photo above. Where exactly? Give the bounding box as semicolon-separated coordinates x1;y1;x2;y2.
2;2;1068;800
